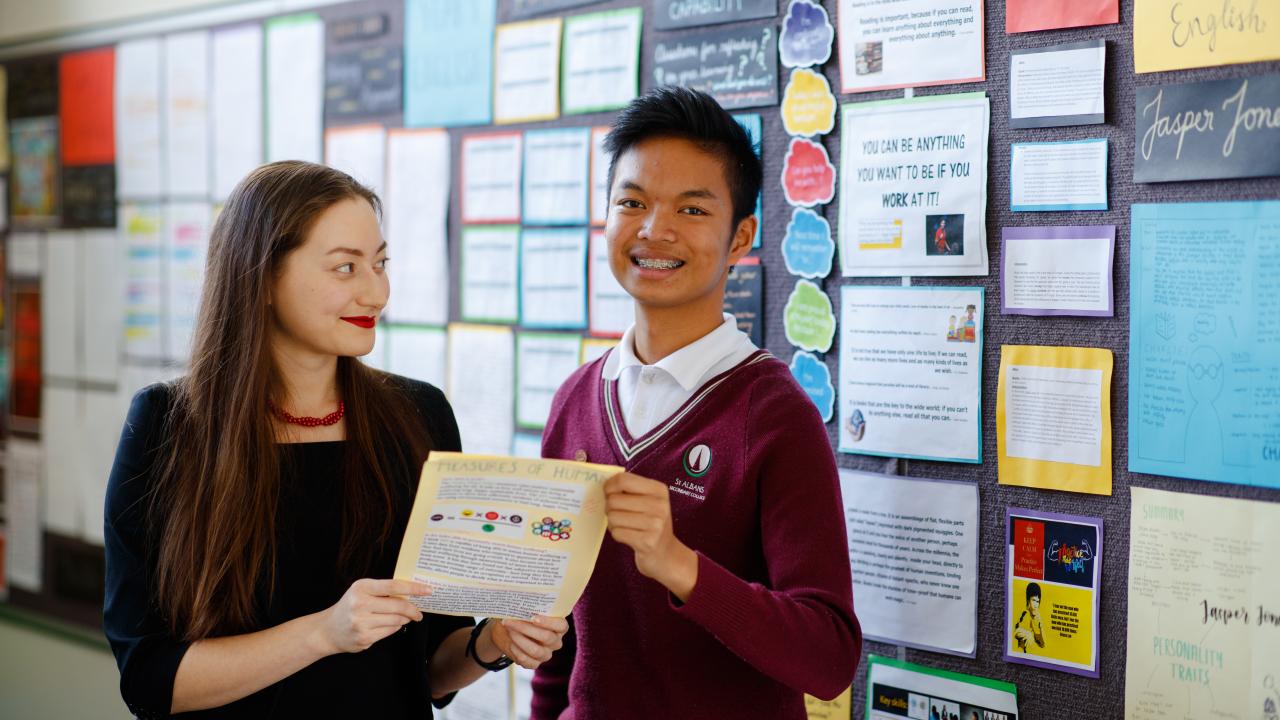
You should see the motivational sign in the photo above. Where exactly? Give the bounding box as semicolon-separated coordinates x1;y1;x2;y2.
649;22;778;110
653;0;775;30
1134;73;1280;183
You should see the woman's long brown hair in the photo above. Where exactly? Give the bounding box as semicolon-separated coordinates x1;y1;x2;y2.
150;161;431;642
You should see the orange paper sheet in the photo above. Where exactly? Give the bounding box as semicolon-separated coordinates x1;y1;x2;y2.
59;47;115;166
1006;0;1118;33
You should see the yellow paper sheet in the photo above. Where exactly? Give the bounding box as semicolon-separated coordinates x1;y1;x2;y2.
1125;488;1280;719
997;345;1113;495
395;452;620;620
0;66;9;171
805;686;851;719
1134;0;1280;72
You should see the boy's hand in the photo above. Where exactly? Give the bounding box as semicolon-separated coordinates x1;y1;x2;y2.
603;472;699;600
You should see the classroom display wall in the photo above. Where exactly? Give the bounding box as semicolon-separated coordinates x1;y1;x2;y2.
1;0;1278;718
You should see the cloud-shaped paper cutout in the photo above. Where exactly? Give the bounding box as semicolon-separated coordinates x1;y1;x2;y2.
781;68;836;137
782;137;836;207
784;279;835;353
780;0;834;69
782;207;835;279
789;351;835;422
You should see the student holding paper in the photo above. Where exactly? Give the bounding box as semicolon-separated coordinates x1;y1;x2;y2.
531;87;861;718
104;161;567;718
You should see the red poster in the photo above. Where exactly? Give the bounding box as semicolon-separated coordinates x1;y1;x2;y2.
59;47;115;166
1006;0;1118;33
1012;518;1044;579
10;284;41;425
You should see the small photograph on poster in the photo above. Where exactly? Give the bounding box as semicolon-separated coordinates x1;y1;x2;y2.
925;214;964;256
1005;508;1102;678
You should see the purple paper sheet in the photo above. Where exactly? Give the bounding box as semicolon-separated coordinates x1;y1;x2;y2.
1001;225;1115;317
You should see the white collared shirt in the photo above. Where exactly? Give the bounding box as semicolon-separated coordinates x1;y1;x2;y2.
601;313;758;438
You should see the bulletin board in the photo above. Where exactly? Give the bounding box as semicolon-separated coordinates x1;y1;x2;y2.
1;0;1279;717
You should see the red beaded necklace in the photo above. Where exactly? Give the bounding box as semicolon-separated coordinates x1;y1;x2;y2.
269;400;345;427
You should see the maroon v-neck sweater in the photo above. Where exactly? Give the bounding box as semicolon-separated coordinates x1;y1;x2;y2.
531;350;861;719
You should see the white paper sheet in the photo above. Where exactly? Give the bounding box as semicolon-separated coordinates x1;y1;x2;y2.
513;665;535;719
121;204;165;360
493;19;562;124
447;324;515;456
512;433;544;459
460;226;520;324
587;230;631;337
164;31;211;197
82;229;123;384
363;324;390;370
839;94;990;277
839;469;978;656
589;126;610;226
516;333;582;429
837;0;985;93
266;15;323;163
385;325;448;390
1004;364;1103;467
5;440;43;591
325;125;387;201
1003;231;1113;314
165;202;212;361
838;286;984;463
7;233;42;276
82;389;126;544
1010;140;1108;211
385;129;451;325
42;232;79;381
520;228;588;329
561;9;642;114
212;24;264;200
461;133;522;224
1010;41;1105;126
523;128;591;226
42;386;85;535
115;38;164;198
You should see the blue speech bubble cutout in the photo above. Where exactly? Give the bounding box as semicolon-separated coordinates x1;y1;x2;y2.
782;207;835;279
789;350;835;423
780;0;834;69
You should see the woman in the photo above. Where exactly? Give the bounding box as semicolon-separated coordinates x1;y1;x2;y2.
104;161;567;717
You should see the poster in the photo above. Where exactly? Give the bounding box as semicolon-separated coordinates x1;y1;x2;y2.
1010;139;1108;212
1135;0;1280;73
561;8;642;115
1004;509;1102;677
493;18;562;124
653;0;775;29
837;0;984;93
840;470;979;656
1009;40;1105;129
212;24;264;201
649;21;778;110
1000;226;1114;317
395;452;619;619
1135;74;1280;183
115;38;163;198
324;7;402;123
9;117;60;226
997;345;1113;495
838;286;984;463
1125;487;1280;720
839;93;990;277
448;324;515;456
58;47;115;166
516;333;582;429
61;165;116;228
724;257;763;347
866;655;1019;720
1130;201;1280;488
1006;0;1117;33
404;0;494;127
265;14;324;163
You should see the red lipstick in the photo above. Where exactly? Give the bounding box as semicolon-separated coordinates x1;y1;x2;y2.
341;316;376;329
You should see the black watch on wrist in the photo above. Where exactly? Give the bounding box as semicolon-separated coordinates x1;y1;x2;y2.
466;618;514;672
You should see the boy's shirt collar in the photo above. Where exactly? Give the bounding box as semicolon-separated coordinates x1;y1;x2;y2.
604;313;752;391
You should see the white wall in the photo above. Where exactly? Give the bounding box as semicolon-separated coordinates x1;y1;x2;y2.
0;0;229;45
0;618;130;719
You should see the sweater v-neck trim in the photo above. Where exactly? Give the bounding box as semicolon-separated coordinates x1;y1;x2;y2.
600;349;774;464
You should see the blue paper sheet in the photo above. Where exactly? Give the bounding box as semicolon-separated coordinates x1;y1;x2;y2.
404;0;495;127
1130;201;1280;488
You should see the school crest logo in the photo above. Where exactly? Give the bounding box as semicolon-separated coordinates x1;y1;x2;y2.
683;444;712;477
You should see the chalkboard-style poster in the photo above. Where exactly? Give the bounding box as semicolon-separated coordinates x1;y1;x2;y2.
724;258;763;346
1134;74;1280;183
508;0;605;20
649;22;778;110
653;0;776;30
61;165;116;228
324;6;403;123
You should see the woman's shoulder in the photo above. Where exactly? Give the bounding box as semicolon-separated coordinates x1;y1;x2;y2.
374;372;460;452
